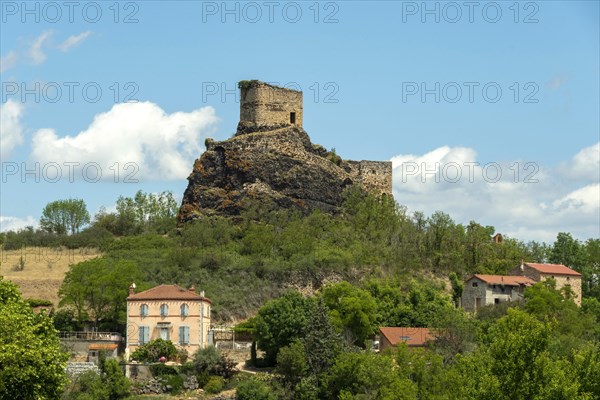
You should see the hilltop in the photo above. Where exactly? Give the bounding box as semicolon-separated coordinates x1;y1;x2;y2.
178;80;391;222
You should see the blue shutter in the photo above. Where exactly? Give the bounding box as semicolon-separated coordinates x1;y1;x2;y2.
139;327;144;344
185;327;190;344
179;326;185;345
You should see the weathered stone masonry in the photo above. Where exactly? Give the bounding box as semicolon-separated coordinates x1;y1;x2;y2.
178;80;392;222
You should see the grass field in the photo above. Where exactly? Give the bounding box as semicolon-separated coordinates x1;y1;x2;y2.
0;247;100;305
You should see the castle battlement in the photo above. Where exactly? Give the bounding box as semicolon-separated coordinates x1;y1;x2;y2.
237;80;303;135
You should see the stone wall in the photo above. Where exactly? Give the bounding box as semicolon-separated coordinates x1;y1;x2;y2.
239;81;303;133
512;265;582;305
346;160;393;196
66;362;100;377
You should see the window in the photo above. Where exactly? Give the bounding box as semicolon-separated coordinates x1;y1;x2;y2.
472;282;478;287
180;304;189;317
494;298;500;304
139;326;150;345
160;304;169;317
140;304;149;317
179;326;190;345
290;112;296;124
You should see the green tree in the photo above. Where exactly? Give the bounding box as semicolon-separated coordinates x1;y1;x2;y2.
549;232;584;269
102;358;131;399
0;277;68;399
276;340;309;387
40;199;90;235
253;291;312;365
324;351;416;400
302;298;343;378
59;258;142;329
320;281;378;347
448;272;463;307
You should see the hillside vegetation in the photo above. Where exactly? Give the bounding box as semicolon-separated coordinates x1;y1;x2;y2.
1;188;597;330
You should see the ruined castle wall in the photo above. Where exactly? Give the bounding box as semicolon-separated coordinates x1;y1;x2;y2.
346;160;393;196
240;84;303;129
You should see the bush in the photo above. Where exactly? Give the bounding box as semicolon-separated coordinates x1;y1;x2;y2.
191;345;236;379
163;374;184;394
204;376;225;394
130;339;177;363
236;378;276;400
150;363;178;377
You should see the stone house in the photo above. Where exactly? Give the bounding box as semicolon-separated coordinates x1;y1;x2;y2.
511;262;582;305
378;327;436;352
461;274;535;312
125;284;211;360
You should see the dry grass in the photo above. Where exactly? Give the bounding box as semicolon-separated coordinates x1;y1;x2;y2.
0;247;101;306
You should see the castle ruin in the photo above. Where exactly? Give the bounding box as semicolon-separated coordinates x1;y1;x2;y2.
177;80;393;222
237;80;303;135
235;80;392;196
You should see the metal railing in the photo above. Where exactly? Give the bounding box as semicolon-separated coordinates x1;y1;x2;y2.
59;331;123;341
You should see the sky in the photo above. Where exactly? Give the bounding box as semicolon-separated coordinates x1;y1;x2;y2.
0;0;599;243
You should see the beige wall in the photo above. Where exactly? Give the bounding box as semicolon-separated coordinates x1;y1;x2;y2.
125;299;211;359
517;265;582;305
240;83;303;129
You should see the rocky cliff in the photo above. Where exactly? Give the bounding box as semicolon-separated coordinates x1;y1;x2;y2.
177;126;392;223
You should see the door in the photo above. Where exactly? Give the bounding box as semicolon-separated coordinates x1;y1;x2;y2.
475;298;481;311
160;327;169;340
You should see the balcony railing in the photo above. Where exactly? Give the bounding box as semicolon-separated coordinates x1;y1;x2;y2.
59;331;123;342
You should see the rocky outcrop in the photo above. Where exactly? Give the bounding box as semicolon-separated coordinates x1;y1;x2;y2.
178;126;392;223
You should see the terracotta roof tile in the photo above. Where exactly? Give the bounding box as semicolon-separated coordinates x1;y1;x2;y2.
127;284;211;303
379;327;436;347
524;263;581;276
471;274;536;286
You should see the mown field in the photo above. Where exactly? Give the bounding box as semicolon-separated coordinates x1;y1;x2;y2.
0;247;100;305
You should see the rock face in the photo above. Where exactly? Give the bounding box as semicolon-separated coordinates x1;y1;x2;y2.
177;81;392;223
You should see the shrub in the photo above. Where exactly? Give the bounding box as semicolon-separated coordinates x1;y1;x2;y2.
204;376;225;394
163;374;185;394
150;363;178;377
236;378;276;400
130;339;177;363
191;345;236;379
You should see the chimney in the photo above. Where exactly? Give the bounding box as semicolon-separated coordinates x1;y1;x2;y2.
189;285;195;292
200;290;205;298
520;260;525;272
129;283;136;296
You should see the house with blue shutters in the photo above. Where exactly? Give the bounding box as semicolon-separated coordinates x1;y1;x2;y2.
125;284;212;360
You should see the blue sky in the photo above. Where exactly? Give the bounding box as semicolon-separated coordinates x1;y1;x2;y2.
1;1;599;243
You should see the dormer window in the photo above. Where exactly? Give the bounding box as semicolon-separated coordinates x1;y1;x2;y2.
180;304;189;317
160;304;169;317
140;304;149;317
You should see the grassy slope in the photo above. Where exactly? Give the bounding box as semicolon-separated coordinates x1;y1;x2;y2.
0;247;100;305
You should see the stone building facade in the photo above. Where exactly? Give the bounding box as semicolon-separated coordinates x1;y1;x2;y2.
125;285;211;360
238;80;303;134
511;262;582;305
461;274;535;312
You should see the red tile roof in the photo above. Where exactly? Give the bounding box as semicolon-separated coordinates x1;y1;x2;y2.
470;274;535;286
127;284;211;303
379;327;436;347
524;263;581;276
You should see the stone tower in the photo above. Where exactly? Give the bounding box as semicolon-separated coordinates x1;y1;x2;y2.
237;80;303;135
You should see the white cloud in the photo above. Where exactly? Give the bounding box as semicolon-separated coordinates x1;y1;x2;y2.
391;144;600;242
0;51;18;73
0;215;38;232
1;30;91;72
27;30;53;65
559;142;600;181
30;102;219;180
58;31;92;52
0;100;25;160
